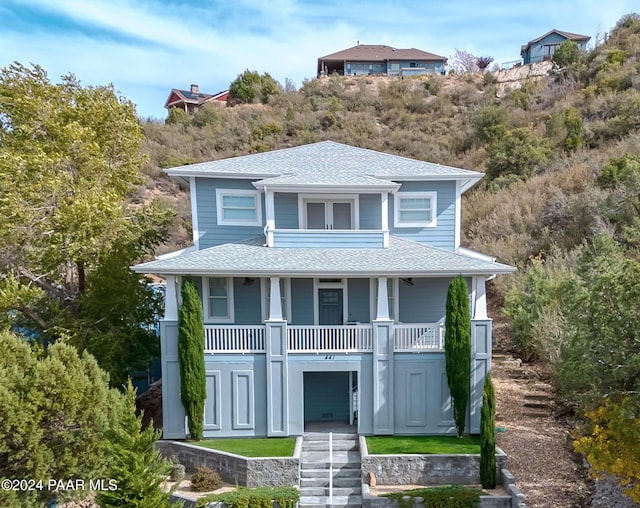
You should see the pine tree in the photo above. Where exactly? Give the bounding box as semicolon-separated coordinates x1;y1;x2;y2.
97;380;172;507
480;372;497;489
178;279;206;440
445;276;472;437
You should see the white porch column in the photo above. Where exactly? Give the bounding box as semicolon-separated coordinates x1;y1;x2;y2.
265;188;275;247
265;275;288;436
473;276;488;320
269;276;283;320
164;275;179;321
381;192;389;248
373;276;394;434
376;276;389;320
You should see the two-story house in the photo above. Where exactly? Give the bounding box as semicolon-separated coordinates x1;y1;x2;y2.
132;141;514;440
520;29;590;64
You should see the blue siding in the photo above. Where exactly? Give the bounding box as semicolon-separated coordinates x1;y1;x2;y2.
202;354;267;438
290;278;314;325
393;355;455;434
274;192;299;229
273;230;384;248
347;278;370;323
399;277;451;323
390;181;456;250
359;194;382;230
195;178;265;248
233;277;262;324
398;277;471;323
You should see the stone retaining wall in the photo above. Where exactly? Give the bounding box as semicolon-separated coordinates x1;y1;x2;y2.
157;440;300;488
360;436;509;486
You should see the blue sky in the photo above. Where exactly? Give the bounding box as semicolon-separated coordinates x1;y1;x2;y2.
0;0;636;119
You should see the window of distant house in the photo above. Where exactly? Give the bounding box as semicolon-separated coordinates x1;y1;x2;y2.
394;192;437;228
543;44;561;58
409;62;416;68
215;189;262;226
205;277;234;322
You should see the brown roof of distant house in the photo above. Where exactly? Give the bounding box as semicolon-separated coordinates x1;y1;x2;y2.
318;44;447;62
521;29;591;53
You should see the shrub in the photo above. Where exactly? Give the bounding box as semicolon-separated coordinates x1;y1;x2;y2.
480;373;496;489
383;485;482;508
197;486;300;508
190;466;223;492
552;40;580;67
485;127;550;181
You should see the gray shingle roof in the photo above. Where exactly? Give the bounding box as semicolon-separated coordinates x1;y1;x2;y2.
132;236;515;276
165;141;482;188
318;45;447;62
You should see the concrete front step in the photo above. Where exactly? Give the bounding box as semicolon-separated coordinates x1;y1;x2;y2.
302;442;358;451
299;495;362;506
300;468;361;478
300;477;361;488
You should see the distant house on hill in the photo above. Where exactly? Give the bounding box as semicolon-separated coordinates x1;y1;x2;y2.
164;84;229;113
317;44;447;77
520;30;590;64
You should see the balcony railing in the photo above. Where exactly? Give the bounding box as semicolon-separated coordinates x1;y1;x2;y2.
204;325;265;353
394;323;445;351
267;228;388;248
288;325;373;353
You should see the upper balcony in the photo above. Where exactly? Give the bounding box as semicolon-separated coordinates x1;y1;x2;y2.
267;228;389;248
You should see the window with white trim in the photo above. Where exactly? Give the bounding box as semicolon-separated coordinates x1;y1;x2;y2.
204;277;234;322
215;189;262;226
394;192;437;228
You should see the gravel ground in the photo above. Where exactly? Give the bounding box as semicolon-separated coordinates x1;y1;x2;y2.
490;306;591;508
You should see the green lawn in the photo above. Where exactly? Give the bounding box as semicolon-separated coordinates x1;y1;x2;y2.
191;438;296;457
365;435;481;455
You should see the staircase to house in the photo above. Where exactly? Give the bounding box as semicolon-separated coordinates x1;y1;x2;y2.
299;432;362;508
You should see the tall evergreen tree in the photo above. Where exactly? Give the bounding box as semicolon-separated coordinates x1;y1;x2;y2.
97;380;172;508
480;372;497;488
445;276;472;437
178;279;206;440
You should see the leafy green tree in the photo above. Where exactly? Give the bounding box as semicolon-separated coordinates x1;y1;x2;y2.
486;128;550;181
480;372;496;489
0;62;169;383
229;69;280;104
552;40;580;67
0;331;122;507
97;380;173;508
178;280;206;440
563;107;584;152
445;276;471;437
597;153;640;189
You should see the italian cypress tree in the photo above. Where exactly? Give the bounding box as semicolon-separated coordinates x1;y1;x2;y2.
178;279;206;440
444;276;472;437
480;372;497;489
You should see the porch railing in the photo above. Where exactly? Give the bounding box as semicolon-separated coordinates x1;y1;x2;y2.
204;325;265;353
288;325;373;353
394;323;445;352
202;323;444;353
